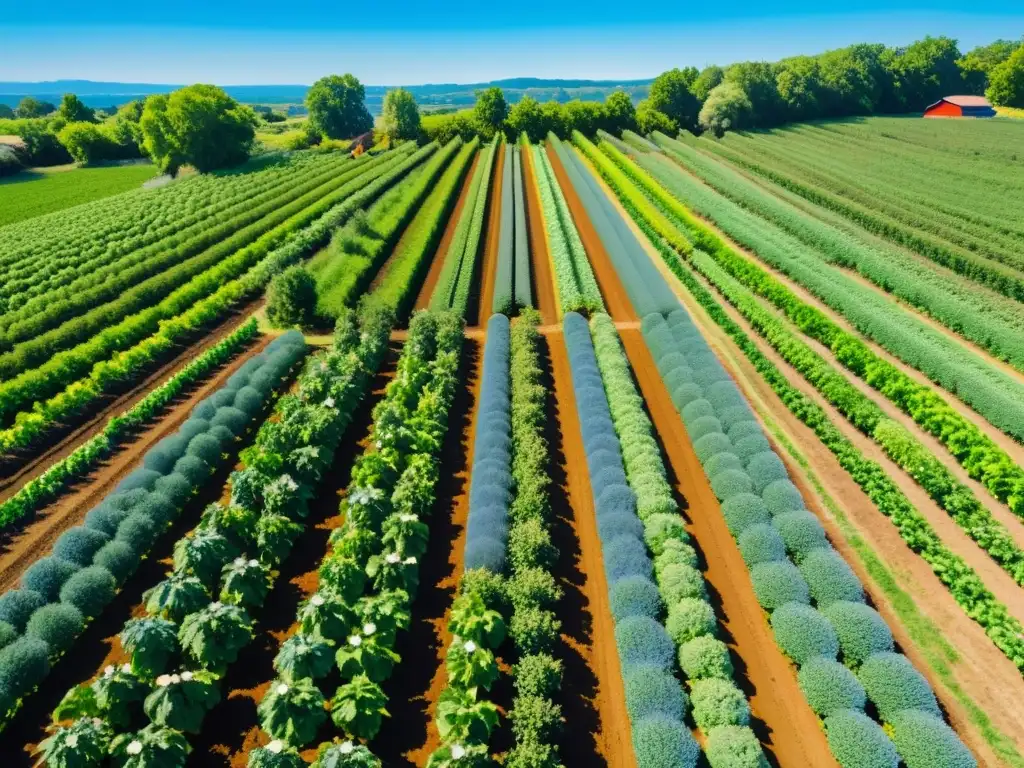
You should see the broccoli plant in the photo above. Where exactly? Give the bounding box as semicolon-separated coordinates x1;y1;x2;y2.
330;674;388;741
178;601;253;670
121;617;179;678
143;670;220;734
273;633;334;682
334;627;399;683
220;557;272;608
258;677;327;747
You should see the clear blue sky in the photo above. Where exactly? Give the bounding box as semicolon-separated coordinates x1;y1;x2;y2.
1;1;1020;84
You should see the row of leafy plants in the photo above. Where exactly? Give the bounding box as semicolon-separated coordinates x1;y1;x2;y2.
492;145;516;315
244;310;464;767
0;332;308;736
512;143;532;311
528;140;603;315
642;307;976;767
38;309;393;767
0;143;434;455
430;137;499;318
0;148;407;423
0;318;259;530
588;312;767;768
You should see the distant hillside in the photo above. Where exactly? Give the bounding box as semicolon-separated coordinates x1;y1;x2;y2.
0;78;653;115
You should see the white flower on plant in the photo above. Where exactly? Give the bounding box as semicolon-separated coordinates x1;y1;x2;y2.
103;665;115;677
156;674;172;687
403;556;417;565
248;559;259;568
385;552;400;564
278;474;298;492
311;594;325;607
170;674;181;685
348;635;362;647
181;671;193;681
323;397;336;409
276;683;289;696
349;487;383;506
210;601;223;610
451;744;466;759
399;514;418;523
65;734;79;748
121;663;131;674
463;641;477;653
340;741;354;754
126;740;143;755
363;623;376;636
267;740;284;754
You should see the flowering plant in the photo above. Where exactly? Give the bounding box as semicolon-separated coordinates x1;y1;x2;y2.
142;669;220;734
257;677;327;748
334;626;399;683
108;723;189;768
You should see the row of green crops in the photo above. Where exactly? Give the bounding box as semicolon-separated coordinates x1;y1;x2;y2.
38;309;392;767
492;145;515;314
363;139;478;319
649;132;1024;372
642;307;975;768
430;138;499;318
588;312;767;768
512;143;532;310
0;144;433;455
529;141;603;315
563;312;700;767
313;140;458;318
0;333;308;736
593;138;1024;533
0;318;259;531
243;310;463;768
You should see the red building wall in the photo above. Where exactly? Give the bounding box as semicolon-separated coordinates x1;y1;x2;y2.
924;101;963;118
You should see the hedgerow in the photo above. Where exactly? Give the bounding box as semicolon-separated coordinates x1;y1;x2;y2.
821;601;894;666
704;725;769;768
610;576;663;622
888;709;978;768
770;602;839;664
690;678;751;731
631;715;700;768
21;558;80;602
824;709;899;768
857;652;941;720
797;657;867;717
665;598;717;645
678;635;734;681
799;548;865;607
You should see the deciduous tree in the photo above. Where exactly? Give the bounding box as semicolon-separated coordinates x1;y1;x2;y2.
698;83;753;137
691;66;724;102
987;45;1024;107
649;68;700;130
16;97;55;118
506;95;546;142
472;86;508;139
380;88;422;143
635;99;676;135
58;94;95;123
306;74;373;140
604;90;637;134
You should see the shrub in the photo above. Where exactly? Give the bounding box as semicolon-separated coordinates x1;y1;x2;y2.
598;512;645;543
664;366;694;393
463;536;507;574
821;602;894;666
84;505;132;537
678;635;733;680
657;563;707;603
94;540;139;583
745;452;787;493
682;399;715;424
267;265;318;328
173;455;211;485
704;381;745;411
192;399;218;420
595;485;638;520
711;469;754;501
116;512;161;553
666;597;717;645
695;432;733;463
509;694;562;743
721;494;770;536
603;535;653;583
615;616;675;672
232;386;265;417
690;678;750;730
53;526;110;566
610;576;663;622
888;710;976;768
857;652;940;720
773;511;829;563
117;469;162;493
59;565;117;617
0;636;50;700
0;589;47;632
632;715;701;768
137;492;177;527
509;606;561;655
460;568;508;614
727;420;763;442
507;568;561;611
655;539;699;571
643;514;687;555
738;524;786;566
513;653;562;698
688;416;723;441
823;709;898;768
761;480;805;516
624;664;689;720
0;621;15;650
799;548;864;607
770;602;839;664
508;518;556;571
154;473;193;505
732;435;770;462
107;488;149;512
704;725;767;768
672;382;705;410
797;657;867;717
21;557;80;601
210;406;250;435
750;561;810;611
210;388;240;409
143;448;179;475
706;452;743;477
186;434;223;465
26;603;84;653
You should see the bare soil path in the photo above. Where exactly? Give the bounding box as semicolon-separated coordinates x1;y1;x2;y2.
520;144;558;325
471;145;504;328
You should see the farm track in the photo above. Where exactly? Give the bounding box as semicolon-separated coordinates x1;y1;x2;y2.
472;143;504;327
520;142;559;325
604;182;1024;764
414;153;481;311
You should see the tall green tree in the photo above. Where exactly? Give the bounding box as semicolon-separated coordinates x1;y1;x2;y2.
472;86;508;140
959;39;1023;92
774;56;822;120
885;36;964;109
16;97;54;118
140;85;257;175
725;61;782;125
505;96;546;142
0;104;13;119
57;122;113;164
563;100;605;137
604;90;637;134
306;74;373;140
691;66;724;102
698;83;753;137
635;99;676;136
380;88;421;143
987;46;1024;107
648;68;700;130
58;94;95;123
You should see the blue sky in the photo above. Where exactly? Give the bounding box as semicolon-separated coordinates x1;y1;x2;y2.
1;1;1021;84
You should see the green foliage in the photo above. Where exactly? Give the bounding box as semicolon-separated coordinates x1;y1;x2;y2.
749;560;810;611
39;717;111;768
144;574;209;623
307;74;373;140
312;741;381;768
332;674;389;741
178;601;253;670
623;665;689;721
888;709;977;768
987;46;1024;107
121;616;179;678
59;565;116;617
772;511;829;563
721;494;770;536
799;548;864;607
770;602;839;664
631;714;701;768
508;694;562;743
821;601;894;666
690;678;751;730
57;122;119;164
267;266;318;329
857;652;940;720
609;575;663;622
797;657;867;717
258;677;328;747
381;88;422;142
513;653;563;699
472;87;508;140
615;616;676;672
823;709;899;768
649;68;700;130
0;636;50;699
53;527;109;566
704;725;768;768
435;685;499;743
143;670;220;733
678;635;734;681
26;603;84;653
738;524;786;566
665;597;717;645
698;83;753;137
108;723;189;768
21;557;80;601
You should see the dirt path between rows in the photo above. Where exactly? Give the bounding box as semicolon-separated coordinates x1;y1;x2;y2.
472;146;504;328
377;336;482;766
0;330;271;595
521;144;558;325
414;153;481;312
543;326;637;768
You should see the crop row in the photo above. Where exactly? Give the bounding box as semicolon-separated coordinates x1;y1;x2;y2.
529;141;603;315
588;312;767;768
430;137;498;318
313;139;456;318
492;145;516;315
512;144;532;310
245;310;462;767
0;318;259;531
643;308;976;768
1;332;307;734
0;152;392;378
650;133;1024;372
597;137;1024;446
593;138;1024;527
364;139;479;319
0;152;359;319
0;143;435;455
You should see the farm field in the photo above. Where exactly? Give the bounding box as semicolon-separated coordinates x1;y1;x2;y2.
1;116;1023;768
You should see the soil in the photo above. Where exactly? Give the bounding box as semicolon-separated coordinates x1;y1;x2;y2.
471;145;504;328
376;336;482;766
543;326;638;768
0;330;271;594
414;154;481;312
520;145;558;325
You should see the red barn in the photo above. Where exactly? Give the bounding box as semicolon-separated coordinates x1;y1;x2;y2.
923;95;996;118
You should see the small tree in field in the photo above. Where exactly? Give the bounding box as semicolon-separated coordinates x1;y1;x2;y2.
505;96;546;142
267;266;318;329
635;99;676;135
698;83;753;137
306;74;374;140
381;88;421;143
472;86;508;139
604;90;637;134
58;94;95;123
988;46;1024;107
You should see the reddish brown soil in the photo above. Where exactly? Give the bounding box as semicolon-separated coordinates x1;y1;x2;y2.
543;326;638;768
520;145;558;325
0;332;271;594
414;153;481;311
374;336;483;766
473;146;504;328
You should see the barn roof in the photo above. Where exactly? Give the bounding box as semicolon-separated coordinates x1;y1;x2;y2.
939;95;993;108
